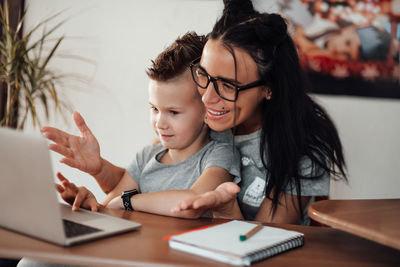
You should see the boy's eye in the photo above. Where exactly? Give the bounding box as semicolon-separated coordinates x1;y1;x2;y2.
170;110;179;115
151;106;158;112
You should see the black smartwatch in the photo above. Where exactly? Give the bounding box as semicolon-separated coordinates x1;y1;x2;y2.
121;189;139;211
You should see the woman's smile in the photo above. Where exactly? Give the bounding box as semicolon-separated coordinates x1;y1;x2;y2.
206;107;230;119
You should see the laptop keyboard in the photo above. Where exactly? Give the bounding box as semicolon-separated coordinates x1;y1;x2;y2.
62;219;102;238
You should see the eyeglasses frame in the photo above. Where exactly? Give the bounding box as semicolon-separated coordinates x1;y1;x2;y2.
189;58;265;102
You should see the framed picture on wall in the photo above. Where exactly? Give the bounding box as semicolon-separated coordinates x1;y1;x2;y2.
278;0;400;99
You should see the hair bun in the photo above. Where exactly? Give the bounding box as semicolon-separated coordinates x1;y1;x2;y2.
222;0;255;22
257;13;288;46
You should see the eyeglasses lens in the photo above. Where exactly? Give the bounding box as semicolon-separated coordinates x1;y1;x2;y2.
191;64;237;101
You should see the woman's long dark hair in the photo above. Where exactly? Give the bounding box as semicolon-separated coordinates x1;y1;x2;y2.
211;0;347;218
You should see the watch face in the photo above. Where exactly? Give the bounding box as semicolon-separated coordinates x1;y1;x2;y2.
121;189;139;211
123;189;138;196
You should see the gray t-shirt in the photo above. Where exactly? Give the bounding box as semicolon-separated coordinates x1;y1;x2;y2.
126;140;241;193
211;130;330;225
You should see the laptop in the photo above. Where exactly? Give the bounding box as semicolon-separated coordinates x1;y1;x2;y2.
0;127;141;246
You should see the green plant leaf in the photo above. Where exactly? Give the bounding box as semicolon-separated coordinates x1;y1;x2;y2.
0;3;86;129
39;36;64;76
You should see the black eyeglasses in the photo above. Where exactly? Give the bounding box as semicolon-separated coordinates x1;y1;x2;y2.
190;58;265;102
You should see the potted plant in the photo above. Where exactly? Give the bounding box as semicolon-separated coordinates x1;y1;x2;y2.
0;0;71;129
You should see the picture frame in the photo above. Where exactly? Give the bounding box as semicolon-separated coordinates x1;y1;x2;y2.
279;0;400;99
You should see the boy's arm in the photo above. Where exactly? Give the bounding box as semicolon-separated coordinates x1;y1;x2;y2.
56;170;138;212
92;159;126;193
107;166;233;218
101;170;139;207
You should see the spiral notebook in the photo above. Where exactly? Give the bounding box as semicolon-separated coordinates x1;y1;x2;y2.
168;220;304;266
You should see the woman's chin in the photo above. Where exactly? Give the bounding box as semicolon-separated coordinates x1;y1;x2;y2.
205;119;232;132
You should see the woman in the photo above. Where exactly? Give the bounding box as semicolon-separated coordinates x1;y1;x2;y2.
173;0;347;225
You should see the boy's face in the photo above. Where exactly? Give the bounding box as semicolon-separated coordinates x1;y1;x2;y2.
148;71;206;150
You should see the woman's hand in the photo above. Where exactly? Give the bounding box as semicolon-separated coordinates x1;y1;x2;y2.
56;172;101;212
41;112;102;176
171;182;242;219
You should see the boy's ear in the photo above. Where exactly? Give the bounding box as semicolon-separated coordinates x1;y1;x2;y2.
264;87;272;100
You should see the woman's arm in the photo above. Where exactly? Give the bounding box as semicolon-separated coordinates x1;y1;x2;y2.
172;182;243;219
107;166;233;218
173;183;310;223
254;194;310;224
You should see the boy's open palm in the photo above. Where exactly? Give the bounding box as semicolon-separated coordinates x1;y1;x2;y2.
41;112;102;176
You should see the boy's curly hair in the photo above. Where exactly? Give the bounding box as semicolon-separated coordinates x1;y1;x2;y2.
146;32;207;81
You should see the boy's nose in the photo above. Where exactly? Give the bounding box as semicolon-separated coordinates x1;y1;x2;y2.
156;114;168;130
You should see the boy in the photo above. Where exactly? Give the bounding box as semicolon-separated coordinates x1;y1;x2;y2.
42;32;240;218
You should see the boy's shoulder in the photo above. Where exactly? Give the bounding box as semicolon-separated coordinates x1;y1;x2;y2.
136;142;165;161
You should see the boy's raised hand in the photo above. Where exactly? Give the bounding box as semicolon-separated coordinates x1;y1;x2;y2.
56;172;101;212
41;112;102;176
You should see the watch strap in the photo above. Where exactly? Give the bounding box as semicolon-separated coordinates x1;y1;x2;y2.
121;189;139;211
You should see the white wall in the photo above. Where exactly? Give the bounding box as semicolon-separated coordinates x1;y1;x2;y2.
316;95;400;199
23;0;400;201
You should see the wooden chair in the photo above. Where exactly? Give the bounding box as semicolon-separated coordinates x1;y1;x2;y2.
309;196;329;227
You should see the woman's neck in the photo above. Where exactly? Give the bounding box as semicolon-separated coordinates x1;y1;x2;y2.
235;105;263;135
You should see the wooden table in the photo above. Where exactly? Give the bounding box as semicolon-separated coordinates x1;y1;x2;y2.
308;199;400;251
1;207;400;266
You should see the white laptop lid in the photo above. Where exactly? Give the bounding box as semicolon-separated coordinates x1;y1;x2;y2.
0;127;140;246
0;127;66;243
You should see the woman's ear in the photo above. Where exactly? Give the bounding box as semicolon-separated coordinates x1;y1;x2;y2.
264;87;272;100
